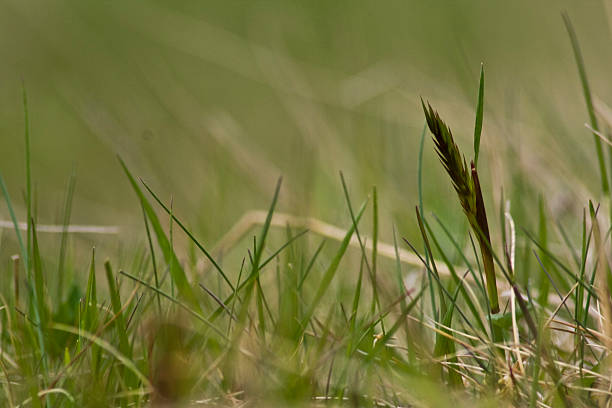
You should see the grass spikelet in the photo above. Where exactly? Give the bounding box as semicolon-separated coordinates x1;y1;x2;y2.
421;100;500;316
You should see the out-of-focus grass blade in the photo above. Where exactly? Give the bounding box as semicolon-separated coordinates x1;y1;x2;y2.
415;208;446;318
414;208;461;384
423;218;487;334
31;220;47;327
556;221;581;268
523;228;595;298
582;257;599;331
50;323;152;389
340;173;382;331
298;239;325;290
142;205;161;313
23;83;32;278
22;85;50;386
259;229;308;270
56;168;76;302
209;178;283;325
84;247;98;330
140;178;234;292
242;179;283;290
369;285;426;358
118;157;201;312
83;247;102;376
347;251;365;352
301;200;367;329
562;12;609;195
537;197;551;309
392;226;413;362
105;260;136;393
473;64;484;168
417;123;436;318
104;260;130;357
0;175;27;272
371;186;379;316
434;281;463;386
235;178;282;324
30;218;49;380
120;270;228;340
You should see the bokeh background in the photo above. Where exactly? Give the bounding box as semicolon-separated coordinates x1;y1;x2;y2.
0;0;611;269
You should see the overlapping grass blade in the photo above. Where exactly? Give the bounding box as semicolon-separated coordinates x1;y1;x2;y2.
301;200;367;330
118;157;201;312
139;178;234;292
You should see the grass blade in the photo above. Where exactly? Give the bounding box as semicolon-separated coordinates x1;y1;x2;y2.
118;156;201;312
301;200;367;329
139;178;234;292
56;168;77;302
104;260;130;357
0;175;27;271
473;63;485;168
562;12;609;195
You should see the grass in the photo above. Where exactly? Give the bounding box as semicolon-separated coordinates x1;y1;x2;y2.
3;8;612;408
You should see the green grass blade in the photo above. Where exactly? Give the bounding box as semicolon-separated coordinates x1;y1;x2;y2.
237;179;282;294
339;173;382;332
84;247;98;331
169;196;175;297
139;178;234;292
119;270;227;340
259;229;308;270
371;186;379;317
23;83;32;281
423;218;487;334
431;214;486;297
104;260;130;357
141;205;161;313
56;168;77;303
537;197;551;309
0;175;27;270
118;156;201;312
301;200;367;329
298;239;326;290
30;218;49;380
417;121;437;318
50;323;152;389
348;251;365;348
369;285;426;358
415;207;446;317
556;221;581;268
208;178;284;329
473;64;484;168
562;12;609;195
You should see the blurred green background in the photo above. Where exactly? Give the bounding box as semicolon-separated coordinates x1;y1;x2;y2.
0;0;610;261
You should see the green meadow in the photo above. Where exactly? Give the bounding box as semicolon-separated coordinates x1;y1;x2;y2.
1;1;612;406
